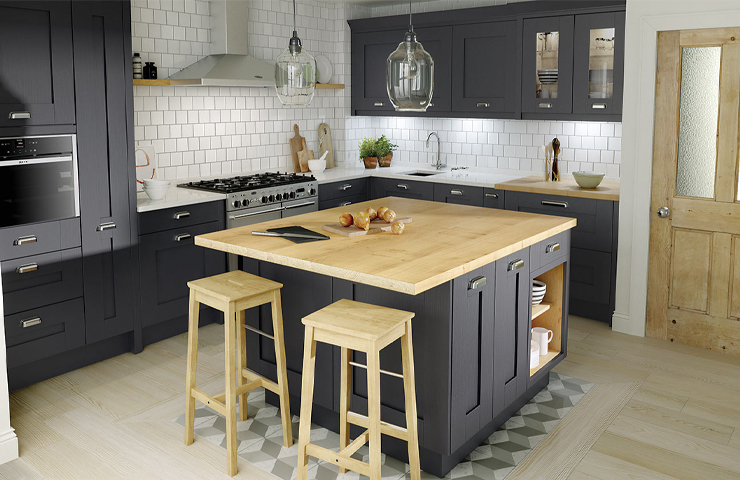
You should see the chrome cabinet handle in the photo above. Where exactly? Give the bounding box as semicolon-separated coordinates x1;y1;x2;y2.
450;189;463;196
657;206;671;218
539;103;553;109
468;276;487;290
174;211;190;219
339;201;352;207
541;200;568;208
476;102;490;108
9;111;31;119
340;184;352;191
428;102;434;107
97;222;117;232
16;263;38;274
546;243;561;253
485;193;499;198
284;201;315;209
397;184;408;190
508;259;525;271
175;233;191;242
374;102;384;107
230;206;284;219
13;235;37;246
20;316;42;328
591;103;607;109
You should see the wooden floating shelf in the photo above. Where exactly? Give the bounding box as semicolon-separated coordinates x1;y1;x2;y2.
133;79;345;89
316;83;345;89
531;302;552;320
530;350;560;377
133;79;171;86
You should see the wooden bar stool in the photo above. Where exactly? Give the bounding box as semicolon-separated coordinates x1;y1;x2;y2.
296;299;420;480
184;271;293;476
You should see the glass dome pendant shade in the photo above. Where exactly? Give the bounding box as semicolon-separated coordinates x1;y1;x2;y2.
275;0;316;106
386;2;434;112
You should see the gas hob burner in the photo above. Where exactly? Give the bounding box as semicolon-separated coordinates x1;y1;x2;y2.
178;171;316;193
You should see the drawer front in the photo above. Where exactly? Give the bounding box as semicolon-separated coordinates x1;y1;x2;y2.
319;193;369;211
372;178;434;201
318;178;369;202
569;248;612;304
2;248;83;315
506;192;613;252
530;230;570;273
138;201;222;235
433;183;484;206
483;188;505;209
0;218;81;261
5;298;85;368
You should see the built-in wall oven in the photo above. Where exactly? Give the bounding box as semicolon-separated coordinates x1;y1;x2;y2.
0;134;79;228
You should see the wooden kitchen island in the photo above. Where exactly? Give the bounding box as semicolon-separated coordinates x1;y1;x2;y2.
195;197;576;477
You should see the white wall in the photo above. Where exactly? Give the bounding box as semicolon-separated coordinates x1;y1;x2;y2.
612;0;740;336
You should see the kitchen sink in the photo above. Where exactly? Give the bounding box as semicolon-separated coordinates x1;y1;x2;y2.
400;170;444;177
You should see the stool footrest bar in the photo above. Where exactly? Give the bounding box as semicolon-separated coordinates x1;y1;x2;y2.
347;411;409;441
243;323;275;340
305;444;371;477
349;360;404;379
340;429;370;458
242;368;281;396
212;380;263;404
191;388;227;416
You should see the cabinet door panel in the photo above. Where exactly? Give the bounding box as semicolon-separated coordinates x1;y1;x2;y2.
569;248;612;304
433;183;484;206
371;178;434;201
318;178;369;203
483;188;505;209
73;1;136;343
452;21;517;116
0;1;75;126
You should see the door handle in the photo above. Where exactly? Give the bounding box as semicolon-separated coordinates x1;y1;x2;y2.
20;316;42;328
485;193;499;198
175;233;191;242
541;200;568;208
174;211;190;219
284;201;315;209
97;222;117;232
508;258;525;271
230;206;284;219
538;103;553;109
9;111;31;119
339;184;352;191
374;102;384;107
450;189;463;196
657;206;671;218
591;103;607;109
546;242;560;253
339;201;352;206
468;276;487;290
15;263;38;274
397;184;408;190
476;102;490;108
13;235;37;246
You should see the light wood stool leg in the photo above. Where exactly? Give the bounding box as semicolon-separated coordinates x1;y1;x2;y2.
367;348;382;480
401;321;421;480
339;347;351;474
225;306;238;476
297;326;317;480
184;290;200;446
237;310;248;422
271;290;294;448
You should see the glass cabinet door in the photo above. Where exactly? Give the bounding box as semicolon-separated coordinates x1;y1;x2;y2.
572;12;625;115
521;16;574;115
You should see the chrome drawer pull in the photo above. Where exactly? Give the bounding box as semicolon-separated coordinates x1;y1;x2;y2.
14;235;37;246
450;189;463;196
541;200;568;208
476;102;490;108
9;111;31;119
546;242;561;253
374;102;384;107
468;276;487;290
284;201;315;209
97;222;117;232
175;233;191;242
339;201;352;206
230;206;284;219
21;317;42;328
591;103;607;109
485;193;499;198
16;263;38;274
539;103;553;109
340;184;352;191
508;259;525;271
174;211;190;219
397;184;408;190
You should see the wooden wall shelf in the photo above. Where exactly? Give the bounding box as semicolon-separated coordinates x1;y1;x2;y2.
133;79;345;89
532;302;552;320
316;83;345;89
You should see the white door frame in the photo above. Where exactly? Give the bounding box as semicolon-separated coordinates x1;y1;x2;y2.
614;0;740;336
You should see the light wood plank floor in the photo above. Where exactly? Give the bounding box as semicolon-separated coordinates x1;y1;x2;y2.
2;316;740;479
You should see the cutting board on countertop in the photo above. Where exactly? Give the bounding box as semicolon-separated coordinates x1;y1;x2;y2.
289;124;305;173
323;217;412;237
318;123;334;169
297;138;314;173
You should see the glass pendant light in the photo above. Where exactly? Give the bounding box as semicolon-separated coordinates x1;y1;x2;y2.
275;0;316;106
386;0;434;111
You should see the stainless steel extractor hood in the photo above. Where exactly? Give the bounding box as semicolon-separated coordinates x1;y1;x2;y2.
167;0;274;87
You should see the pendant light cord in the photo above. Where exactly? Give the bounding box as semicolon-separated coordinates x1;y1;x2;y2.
293;0;297;35
408;0;412;32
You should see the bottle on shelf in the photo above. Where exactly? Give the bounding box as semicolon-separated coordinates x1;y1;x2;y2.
143;62;157;80
133;52;143;79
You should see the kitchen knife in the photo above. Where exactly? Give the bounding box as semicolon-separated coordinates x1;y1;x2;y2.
252;231;329;241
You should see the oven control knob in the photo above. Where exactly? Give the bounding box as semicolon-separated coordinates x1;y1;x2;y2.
268;195;275;202
275;193;282;201
233;200;241;208
289;191;296;199
261;196;268;204
308;188;316;196
242;199;250;207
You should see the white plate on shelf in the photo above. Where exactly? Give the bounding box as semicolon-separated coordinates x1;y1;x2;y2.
315;55;332;84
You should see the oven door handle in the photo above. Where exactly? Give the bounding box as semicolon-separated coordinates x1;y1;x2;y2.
283;201;316;210
229;206;285;220
0;155;73;166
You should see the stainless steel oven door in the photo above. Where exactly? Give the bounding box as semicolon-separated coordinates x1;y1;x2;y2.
282;197;318;217
226;203;285;270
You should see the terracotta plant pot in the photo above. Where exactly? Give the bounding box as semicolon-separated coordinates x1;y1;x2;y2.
379;153;393;167
362;156;378;169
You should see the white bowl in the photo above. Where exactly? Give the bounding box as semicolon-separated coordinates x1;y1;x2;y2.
533;280;547;291
143;186;168;200
308;159;326;173
572;171;605;189
143;179;171;188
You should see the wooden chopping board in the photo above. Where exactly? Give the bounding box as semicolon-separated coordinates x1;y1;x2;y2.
322;217;412;237
296;137;314;173
288;124;304;173
318;123;334;169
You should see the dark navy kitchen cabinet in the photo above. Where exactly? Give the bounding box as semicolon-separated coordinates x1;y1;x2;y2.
0;1;75;127
433;183;484;206
318;178;369;210
371;177;434;201
483;188;505;209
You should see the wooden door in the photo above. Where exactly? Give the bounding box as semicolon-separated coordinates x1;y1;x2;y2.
647;28;740;353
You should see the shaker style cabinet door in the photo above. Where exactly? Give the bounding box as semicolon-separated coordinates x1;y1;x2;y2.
451;21;518;117
0;1;75;127
73;1;137;343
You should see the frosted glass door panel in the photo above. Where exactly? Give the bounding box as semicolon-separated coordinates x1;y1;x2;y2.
536;31;559;99
675;47;721;199
588;28;615;99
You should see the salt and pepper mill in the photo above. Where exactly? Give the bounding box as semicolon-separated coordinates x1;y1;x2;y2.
551;137;560;181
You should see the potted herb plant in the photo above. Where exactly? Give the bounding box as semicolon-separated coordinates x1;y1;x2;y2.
376;135;398;167
359;137;378;169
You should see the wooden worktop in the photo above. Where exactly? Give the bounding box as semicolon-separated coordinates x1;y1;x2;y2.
195;197;576;295
495;176;620;201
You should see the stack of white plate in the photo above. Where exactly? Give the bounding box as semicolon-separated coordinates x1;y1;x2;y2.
532;280;547;306
530;341;540;369
537;69;558;85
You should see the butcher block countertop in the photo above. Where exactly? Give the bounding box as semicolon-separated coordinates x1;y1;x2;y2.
195;197;576;295
495;176;620;201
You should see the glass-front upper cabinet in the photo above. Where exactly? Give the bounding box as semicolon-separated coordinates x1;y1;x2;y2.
572;12;625;116
521;16;574;115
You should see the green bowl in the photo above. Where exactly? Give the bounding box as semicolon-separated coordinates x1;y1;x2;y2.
572;171;605;189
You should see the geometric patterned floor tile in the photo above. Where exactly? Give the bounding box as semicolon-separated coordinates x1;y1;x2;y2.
173;372;594;480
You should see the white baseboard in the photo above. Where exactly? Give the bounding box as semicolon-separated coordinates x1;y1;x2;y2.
612;312;644;337
0;429;18;465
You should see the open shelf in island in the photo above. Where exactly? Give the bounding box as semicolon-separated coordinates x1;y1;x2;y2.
530;263;564;377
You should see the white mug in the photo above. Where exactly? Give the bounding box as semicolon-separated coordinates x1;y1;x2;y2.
532;327;553;355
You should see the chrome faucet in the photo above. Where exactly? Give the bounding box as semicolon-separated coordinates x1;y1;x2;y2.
426;132;445;170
